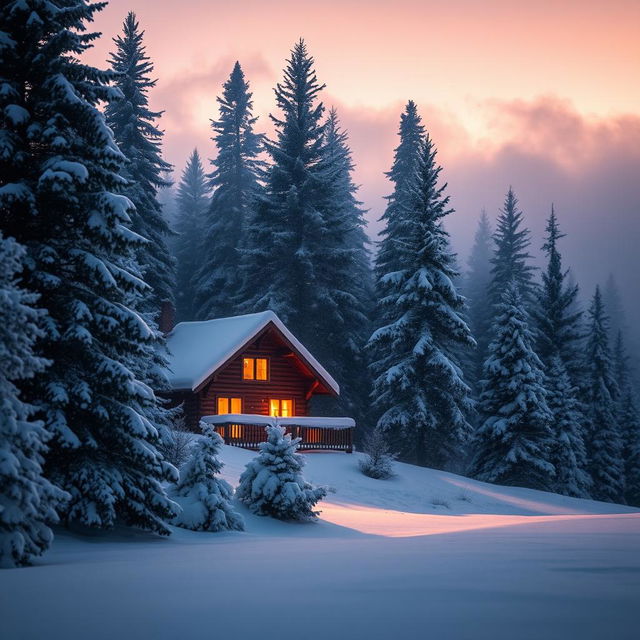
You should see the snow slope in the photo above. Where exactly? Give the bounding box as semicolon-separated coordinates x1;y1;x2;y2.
1;446;638;640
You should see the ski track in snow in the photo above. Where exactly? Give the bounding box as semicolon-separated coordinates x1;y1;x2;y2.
1;446;638;640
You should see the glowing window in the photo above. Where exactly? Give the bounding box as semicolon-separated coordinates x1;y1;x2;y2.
242;357;268;381
217;397;242;414
269;399;293;417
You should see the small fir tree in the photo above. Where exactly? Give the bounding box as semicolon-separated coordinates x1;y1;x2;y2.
470;283;555;490
546;356;591;498
0;0;179;534
237;425;327;521
369;135;474;469
105;12;174;312
173;149;210;321
583;287;624;503
171;423;244;532
358;428;396;480
489;188;536;309
0;234;67;567
194;61;263;320
620;391;640;507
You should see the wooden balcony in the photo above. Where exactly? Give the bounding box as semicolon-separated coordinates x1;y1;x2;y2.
201;414;354;453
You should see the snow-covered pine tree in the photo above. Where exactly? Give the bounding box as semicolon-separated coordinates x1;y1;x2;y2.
489;188;536;309
368;135;474;469
583;287;624;503
546;356;591;497
193;61;263;320
603;274;627;349
173;149;210;321
620;390;640;507
236;425;327;521
463;211;493;393
238;40;328;337
310;108;373;423
0;0;178;534
373;100;425;329
613;332;640;506
105;12;175;313
0;234;67;567
533;206;583;381
171;423;244;532
470;283;555;490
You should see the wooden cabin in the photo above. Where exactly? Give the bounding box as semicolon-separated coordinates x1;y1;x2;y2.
164;310;353;452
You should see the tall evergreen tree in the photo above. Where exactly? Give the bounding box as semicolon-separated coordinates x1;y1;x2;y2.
463;210;493;392
173;149;210;321
374;100;425;327
545;356;591;497
194;61;263;320
583;287;624;503
105;12;175;312
533;207;583;378
603;274;627;348
368;135;474;469
0;234;67;567
238;40;327;336
470;283;555;490
0;0;178;533
613;331;640;506
310;108;373;422
489;188;536;308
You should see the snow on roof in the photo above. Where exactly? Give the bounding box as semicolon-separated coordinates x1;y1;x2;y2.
165;310;339;394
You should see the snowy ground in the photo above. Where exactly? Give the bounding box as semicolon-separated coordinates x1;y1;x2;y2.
2;446;639;640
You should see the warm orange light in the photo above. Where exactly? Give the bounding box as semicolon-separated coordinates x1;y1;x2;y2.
256;358;268;380
242;358;254;380
269;398;293;417
218;397;242;414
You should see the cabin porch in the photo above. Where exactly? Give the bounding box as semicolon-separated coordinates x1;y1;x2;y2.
202;414;354;453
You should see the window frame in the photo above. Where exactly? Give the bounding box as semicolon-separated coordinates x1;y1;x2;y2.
242;356;270;382
217;396;243;415
269;398;294;418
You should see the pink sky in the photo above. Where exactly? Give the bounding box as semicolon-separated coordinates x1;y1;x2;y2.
83;0;640;330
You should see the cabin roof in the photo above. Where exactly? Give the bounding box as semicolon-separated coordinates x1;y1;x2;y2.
165;310;339;394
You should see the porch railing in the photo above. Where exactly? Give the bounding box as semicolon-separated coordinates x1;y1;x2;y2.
201;414;354;453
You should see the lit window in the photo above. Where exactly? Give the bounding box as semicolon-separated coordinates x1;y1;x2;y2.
217;397;242;414
242;358;254;380
256;358;268;380
242;357;268;381
269;399;293;417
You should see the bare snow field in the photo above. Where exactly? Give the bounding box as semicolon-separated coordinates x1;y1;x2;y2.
2;446;639;640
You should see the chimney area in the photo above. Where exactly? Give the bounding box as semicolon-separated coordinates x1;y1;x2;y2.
159;299;176;334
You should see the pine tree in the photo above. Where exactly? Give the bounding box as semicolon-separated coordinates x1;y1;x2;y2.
603;274;627;348
546;356;591;497
105;12;175;313
470;283;555;490
171;423;244;532
369;135;474;469
237;425;327;521
193;61;263;320
0;0;178;533
310;108;373;423
173;149;210;321
613;332;640;506
464;211;493;392
620;390;640;507
374;100;425;328
238;40;328;336
533;207;583;379
583;287;624;503
0;234;67;567
489;188;536;308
